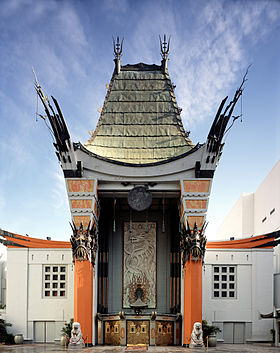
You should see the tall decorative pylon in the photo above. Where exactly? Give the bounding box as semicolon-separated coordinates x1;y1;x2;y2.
67;178;99;345
180;222;207;346
179;179;210;346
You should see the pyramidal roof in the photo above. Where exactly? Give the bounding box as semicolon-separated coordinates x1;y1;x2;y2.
84;40;194;164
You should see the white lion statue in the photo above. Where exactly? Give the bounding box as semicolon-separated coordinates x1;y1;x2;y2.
69;322;85;348
190;322;204;348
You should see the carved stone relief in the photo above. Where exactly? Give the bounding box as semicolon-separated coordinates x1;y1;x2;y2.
123;222;156;308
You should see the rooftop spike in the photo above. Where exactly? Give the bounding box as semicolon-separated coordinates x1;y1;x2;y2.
113;36;123;59
113;36;123;74
159;34;170;73
159;34;170;59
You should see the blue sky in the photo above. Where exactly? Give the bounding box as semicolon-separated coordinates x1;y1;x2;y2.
0;0;279;241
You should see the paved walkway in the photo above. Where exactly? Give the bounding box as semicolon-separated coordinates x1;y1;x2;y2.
0;343;279;353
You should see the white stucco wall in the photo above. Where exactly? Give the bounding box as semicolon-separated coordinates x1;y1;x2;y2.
6;248;74;341
216;193;254;240
216;160;279;240
203;248;273;342
254;161;280;236
6;249;28;337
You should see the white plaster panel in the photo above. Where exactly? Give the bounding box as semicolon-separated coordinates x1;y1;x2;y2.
254;161;280;236
216;160;280;240
6;248;74;340
203;249;274;342
251;251;273;340
6;249;28;337
203;262;252;323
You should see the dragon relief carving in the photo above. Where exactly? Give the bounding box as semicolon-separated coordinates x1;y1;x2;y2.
70;220;98;266
123;222;156;308
180;221;207;265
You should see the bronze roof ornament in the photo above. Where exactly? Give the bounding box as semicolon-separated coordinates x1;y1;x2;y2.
159;34;170;60
113;36;123;74
113;36;124;59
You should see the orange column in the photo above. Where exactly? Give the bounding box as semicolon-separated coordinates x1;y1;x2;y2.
183;259;202;346
74;259;93;344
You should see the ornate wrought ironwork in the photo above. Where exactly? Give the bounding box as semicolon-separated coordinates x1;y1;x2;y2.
180;222;207;265
70;220;98;266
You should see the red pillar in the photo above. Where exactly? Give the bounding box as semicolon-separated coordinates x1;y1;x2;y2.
183;259;202;345
74;260;93;344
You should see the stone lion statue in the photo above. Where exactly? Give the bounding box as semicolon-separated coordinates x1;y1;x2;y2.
190;322;204;348
69;322;85;347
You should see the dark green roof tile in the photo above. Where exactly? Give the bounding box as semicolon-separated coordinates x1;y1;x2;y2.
84;63;193;164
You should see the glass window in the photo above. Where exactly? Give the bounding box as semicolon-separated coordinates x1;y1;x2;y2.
212;265;236;299
43;265;67;298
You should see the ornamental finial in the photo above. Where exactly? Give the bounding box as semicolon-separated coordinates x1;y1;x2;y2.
113;36;124;59
159;34;170;59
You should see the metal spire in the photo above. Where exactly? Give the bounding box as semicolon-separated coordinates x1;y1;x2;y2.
159;34;170;59
113;36;124;59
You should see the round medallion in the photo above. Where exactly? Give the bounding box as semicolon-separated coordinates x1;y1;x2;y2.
128;186;152;211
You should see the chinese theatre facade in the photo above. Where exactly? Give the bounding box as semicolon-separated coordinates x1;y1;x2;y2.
35;36;246;346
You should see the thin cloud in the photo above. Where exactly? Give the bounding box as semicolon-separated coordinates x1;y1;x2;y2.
170;0;280;130
50;171;68;210
0;194;5;214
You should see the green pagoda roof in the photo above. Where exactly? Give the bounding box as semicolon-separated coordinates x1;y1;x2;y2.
84;62;194;164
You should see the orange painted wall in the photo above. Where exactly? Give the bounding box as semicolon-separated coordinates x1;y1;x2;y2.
183;259;202;345
74;260;93;344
